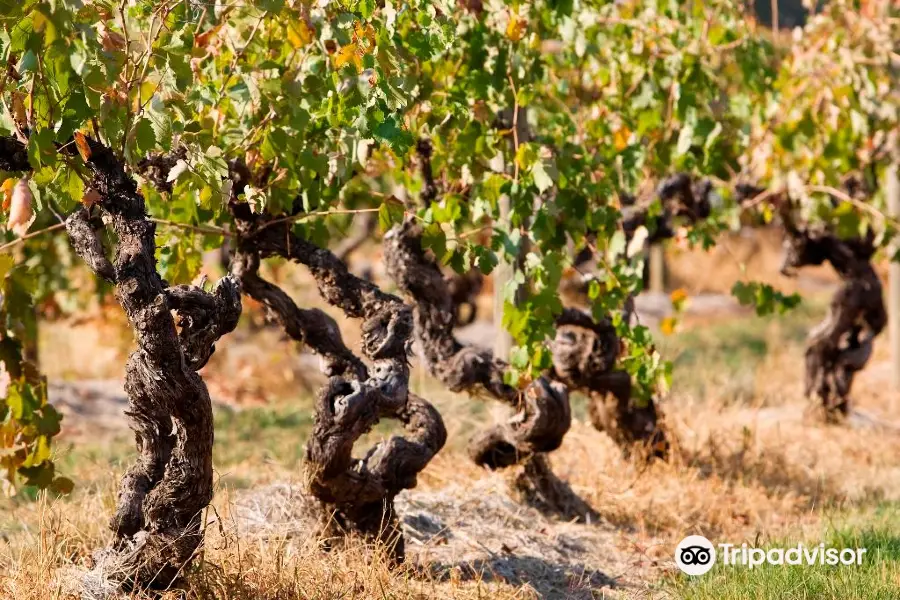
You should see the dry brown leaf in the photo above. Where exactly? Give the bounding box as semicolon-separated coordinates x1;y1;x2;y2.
74;131;92;161
10;92;26;127
82;188;102;209
98;23;126;52
194;25;223;50
8;178;34;238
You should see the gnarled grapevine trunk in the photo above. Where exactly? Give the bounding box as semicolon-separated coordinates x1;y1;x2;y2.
384;218;669;462
780;216;886;418
391;142;572;468
571;172;712;276
384;218;571;469
389;142;671;463
620;173;712;244
227;192;445;562
64;139;241;590
1;134;240;590
385;218;614;520
557;173;713;456
550;309;669;458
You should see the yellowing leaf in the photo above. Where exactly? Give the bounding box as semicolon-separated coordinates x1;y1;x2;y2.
353;21;376;53
26;435;51;466
287;20;315;48
10;92;26;127
670;288;689;312
1;179;14;211
32;11;47;33
506;17;527;41
334;43;362;71
614;127;631;151
74;131;91;161
659;316;677;336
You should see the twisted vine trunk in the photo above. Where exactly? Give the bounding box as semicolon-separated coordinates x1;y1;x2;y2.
384;219;669;462
620;173;712;244
1;135;240;589
387;142;672;465
384;218;638;520
384;219;571;469
63;140;241;590
781;224;886;418
550;309;669;458
570;173;712;288
557;173;713;456
227;189;445;562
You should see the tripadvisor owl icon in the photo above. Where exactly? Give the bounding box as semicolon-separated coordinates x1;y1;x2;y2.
675;535;716;576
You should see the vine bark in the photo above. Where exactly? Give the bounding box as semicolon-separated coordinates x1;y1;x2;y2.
226;165;445;562
15;135;242;591
779;200;886;418
387;141;671;463
384;218;571;468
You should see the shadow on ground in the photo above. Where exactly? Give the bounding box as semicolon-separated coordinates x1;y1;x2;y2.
419;555;618;600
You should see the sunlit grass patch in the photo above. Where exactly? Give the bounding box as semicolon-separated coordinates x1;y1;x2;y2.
214;404;314;472
668;504;900;600
662;296;825;406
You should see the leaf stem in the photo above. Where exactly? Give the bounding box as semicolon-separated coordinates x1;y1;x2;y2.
0;223;67;253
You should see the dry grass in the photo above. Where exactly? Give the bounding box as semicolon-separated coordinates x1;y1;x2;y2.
5;275;900;598
665;227;893;295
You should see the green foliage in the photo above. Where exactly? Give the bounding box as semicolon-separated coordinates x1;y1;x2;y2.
731;281;802;316
0;258;70;495
746;1;899;229
0;0;897;491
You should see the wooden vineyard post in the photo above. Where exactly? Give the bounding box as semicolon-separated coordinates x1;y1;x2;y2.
493;193;514;360
649;244;666;294
887;155;900;391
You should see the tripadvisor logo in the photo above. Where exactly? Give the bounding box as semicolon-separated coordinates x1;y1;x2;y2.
675;535;868;576
675;535;716;576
